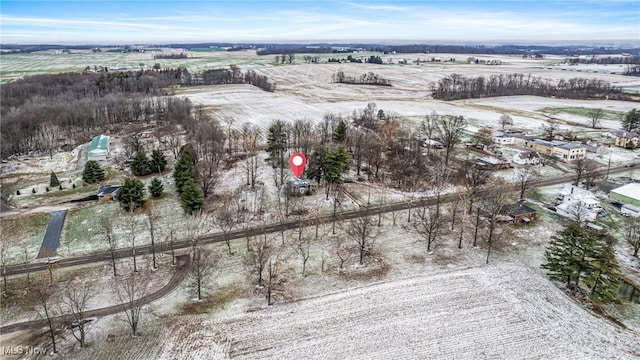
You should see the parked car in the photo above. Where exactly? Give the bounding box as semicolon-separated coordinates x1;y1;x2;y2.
610;201;624;208
45;257;60;264
624;162;637;168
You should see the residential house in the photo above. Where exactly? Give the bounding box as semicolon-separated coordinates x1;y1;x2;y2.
287;178;313;196
555;184;602;222
556;201;598;222
475;156;511;170
553;143;586;162
513;151;541;165
612;130;639;148
500;203;537;224
97;185;120;201
492;131;516;145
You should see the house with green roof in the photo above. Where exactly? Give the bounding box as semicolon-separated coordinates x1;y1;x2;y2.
88;135;110;161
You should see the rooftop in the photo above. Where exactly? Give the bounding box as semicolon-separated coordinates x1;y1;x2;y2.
503;203;537;216
556;143;584;150
610;183;640;201
89;135;110;152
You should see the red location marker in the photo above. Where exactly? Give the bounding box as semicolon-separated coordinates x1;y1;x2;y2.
289;152;306;178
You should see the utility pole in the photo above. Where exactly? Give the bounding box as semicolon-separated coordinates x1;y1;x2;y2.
605;149;612;179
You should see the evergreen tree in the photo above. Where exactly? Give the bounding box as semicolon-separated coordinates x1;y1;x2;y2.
117;178;146;211
323;146;351;199
49;172;60;187
306;145;326;184
82;160;105;184
150;150;168;174
584;243;621;304
148;177;164;198
180;179;203;215
266;120;288;167
173;150;195;194
622;108;640;132
130;151;151;176
332;120;347;144
542;223;598;287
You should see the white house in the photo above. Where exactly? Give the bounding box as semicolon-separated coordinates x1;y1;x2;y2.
556;201;598;222
513;151;541;165
492;131;516;145
556;184;597;203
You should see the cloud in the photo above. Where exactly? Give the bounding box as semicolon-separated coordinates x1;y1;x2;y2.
345;2;410;12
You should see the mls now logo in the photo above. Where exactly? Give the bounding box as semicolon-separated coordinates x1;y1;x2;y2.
2;346;47;355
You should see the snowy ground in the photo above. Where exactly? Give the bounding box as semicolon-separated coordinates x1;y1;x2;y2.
159;263;639;360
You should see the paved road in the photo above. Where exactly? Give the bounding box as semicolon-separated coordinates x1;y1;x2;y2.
1;165;633;277
0;255;190;334
37;210;67;258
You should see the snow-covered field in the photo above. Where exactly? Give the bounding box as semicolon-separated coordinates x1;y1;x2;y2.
154;263;640;359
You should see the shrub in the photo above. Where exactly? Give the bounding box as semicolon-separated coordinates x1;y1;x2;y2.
32;188;36;194
16;190;20;195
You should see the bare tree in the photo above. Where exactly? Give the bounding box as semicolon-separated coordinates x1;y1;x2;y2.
345;212;379;265
246;234;273;285
434;114;467;165
100;216;118;277
213;194;237;255
0;241;8;296
624;216;640;257
335;235;351;270
145;206;159;270
127;217;139;273
195;160;220;198
266;253;281;305
113;273;147;336
189;244;214;301
573;158;602;188
459;161;491;213
33;282;58;353
166;131;183;160
588;108;603;128
293;224;312;277
499;114;513;131
37;122;60;159
62;282;95;347
407;206;443;253
514;165;538;199
543;118;559;141
166;219;178;266
481;183;511;264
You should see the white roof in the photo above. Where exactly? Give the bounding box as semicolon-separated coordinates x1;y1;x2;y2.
611;183;640;201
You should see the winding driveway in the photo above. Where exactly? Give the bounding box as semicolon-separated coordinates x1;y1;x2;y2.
0;254;190;334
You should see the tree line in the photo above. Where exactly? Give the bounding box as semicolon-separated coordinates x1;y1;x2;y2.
331;71;391;86
0;66;275;158
431;73;628;101
153;52;189;59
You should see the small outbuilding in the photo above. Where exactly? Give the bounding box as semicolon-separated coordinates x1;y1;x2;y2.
88;135;110;161
97;185;120;201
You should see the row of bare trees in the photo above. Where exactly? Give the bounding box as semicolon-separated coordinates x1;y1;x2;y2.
432;73;625;100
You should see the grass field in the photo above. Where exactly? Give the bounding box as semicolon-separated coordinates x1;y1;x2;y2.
542;106;625;121
0;213;49;264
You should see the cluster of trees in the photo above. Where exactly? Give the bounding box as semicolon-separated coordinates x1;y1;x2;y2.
273;53;295;64
173;147;204;215
622;108;640;132
1;65;275;158
542;223;621;304
331;71;391;86
432;73;625;101
153;52;188;59
367;55;383;64
301;55;321;64
130;149;167;176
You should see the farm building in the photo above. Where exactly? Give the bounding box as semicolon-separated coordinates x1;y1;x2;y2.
97;185;119;201
609;183;640;207
88;135;110;161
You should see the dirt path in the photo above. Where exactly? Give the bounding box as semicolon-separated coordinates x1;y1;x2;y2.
0;255;190;334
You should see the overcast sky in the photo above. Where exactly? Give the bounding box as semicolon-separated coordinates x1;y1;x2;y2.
1;0;639;45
